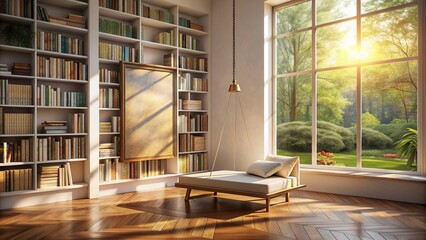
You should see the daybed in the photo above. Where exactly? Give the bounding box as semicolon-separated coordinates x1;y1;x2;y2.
175;155;306;212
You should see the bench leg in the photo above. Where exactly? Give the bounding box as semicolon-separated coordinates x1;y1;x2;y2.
266;198;270;212
213;192;217;196
286;192;290;202
185;188;192;201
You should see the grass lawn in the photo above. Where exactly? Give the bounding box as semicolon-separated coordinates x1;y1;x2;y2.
277;149;416;171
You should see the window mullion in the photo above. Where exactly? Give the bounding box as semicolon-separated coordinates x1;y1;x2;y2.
312;0;317;166
356;0;362;169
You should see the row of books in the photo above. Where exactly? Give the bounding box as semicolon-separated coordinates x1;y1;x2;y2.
179;17;204;31
178;73;208;91
37;164;73;189
0;79;33;105
179;153;208;174
179;134;205;152
0;168;33;192
99;18;137;39
100;159;167;182
100;68;119;83
99;87;119;108
69;113;85;133
36;136;86;161
37;85;86;107
142;5;173;24
100;116;121;133
178;114;208;133
178;56;208;72
37;6;86;29
179;99;202;110
153;30;176;46
1;139;32;163
99;0;139;15
99;42;137;62
178;33;200;51
37;31;85;56
164;54;208;71
0;0;33;19
0;111;33;135
99;136;120;157
37;56;88;81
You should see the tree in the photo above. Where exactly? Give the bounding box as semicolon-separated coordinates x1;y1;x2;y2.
362;112;380;126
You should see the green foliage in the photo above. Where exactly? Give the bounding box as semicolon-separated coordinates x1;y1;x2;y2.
349;127;393;149
371;123;417;143
277;121;355;152
362;112;380;126
395;128;417;166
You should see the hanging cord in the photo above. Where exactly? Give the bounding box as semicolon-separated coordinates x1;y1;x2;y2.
237;94;254;157
209;94;232;177
232;0;236;83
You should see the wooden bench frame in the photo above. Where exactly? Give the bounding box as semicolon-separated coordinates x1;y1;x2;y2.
175;182;306;212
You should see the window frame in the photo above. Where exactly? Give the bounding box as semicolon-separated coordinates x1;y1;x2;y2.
272;0;425;175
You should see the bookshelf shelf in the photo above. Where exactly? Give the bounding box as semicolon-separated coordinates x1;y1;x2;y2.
99;132;120;135
99;156;120;160
179;110;208;113
38;0;88;9
0;134;35;138
0;13;34;23
178;26;208;37
99;83;120;87
178;48;208;55
179;131;208;134
178;69;208;74
0;44;34;53
99;108;120;111
0;162;35;167
36;50;88;60
37;158;87;164
36;21;88;35
36;106;88;110
99;32;140;45
99;7;139;21
141;17;176;29
37;133;88;137
179;150;208;154
178;90;208;94
0;183;88;197
0;74;35;79
0;104;34;108
141;40;177;51
36;77;88;84
99;174;179;186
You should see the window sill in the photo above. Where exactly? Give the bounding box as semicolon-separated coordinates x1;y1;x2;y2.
301;166;426;182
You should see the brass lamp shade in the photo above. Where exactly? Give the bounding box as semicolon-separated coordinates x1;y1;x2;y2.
228;81;241;92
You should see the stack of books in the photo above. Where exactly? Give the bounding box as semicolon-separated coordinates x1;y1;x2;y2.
100;122;112;133
65;14;86;28
42;120;67;134
37;164;72;189
99;143;116;157
11;63;31;76
0;64;11;75
190;135;205;151
182;100;202;110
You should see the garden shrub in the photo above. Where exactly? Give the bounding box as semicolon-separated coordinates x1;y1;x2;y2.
349;127;393;149
372;123;417;143
277;121;354;152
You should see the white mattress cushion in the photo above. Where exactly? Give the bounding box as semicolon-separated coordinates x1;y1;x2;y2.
178;170;297;194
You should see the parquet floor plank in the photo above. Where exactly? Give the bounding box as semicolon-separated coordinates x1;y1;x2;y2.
0;188;425;240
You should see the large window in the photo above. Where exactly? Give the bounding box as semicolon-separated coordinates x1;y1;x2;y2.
274;0;420;171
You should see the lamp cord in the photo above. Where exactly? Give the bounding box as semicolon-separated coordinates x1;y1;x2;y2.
232;0;235;83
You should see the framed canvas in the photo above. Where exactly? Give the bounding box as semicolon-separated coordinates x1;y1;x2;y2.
120;62;176;162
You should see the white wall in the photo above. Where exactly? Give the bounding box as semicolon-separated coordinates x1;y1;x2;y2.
211;0;425;204
211;0;265;171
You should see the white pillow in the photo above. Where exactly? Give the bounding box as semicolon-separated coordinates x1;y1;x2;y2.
246;160;283;178
266;155;298;178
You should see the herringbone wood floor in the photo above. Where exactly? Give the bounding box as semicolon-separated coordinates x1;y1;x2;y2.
0;188;425;239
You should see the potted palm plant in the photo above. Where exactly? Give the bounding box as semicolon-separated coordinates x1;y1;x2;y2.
395;128;417;167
